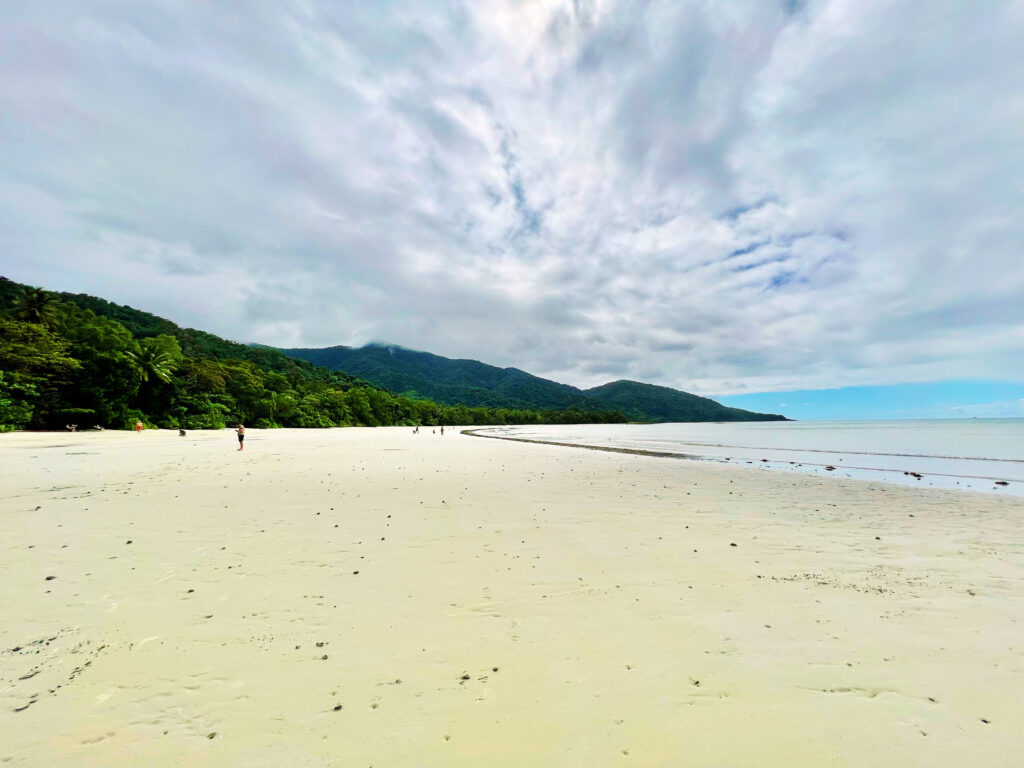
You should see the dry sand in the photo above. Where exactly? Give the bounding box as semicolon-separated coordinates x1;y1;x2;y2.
1;426;1023;767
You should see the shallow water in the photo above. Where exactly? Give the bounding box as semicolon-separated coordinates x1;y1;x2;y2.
479;418;1024;496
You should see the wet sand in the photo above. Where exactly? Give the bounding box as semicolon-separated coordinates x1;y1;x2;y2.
2;427;1023;766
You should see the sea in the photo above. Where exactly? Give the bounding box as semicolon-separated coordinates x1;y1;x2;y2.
476;418;1024;497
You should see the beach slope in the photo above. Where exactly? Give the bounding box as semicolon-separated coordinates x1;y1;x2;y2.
2;427;1022;766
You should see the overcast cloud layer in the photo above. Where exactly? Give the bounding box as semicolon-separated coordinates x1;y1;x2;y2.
2;0;1023;395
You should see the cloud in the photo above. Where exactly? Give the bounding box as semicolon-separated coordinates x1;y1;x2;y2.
1;0;1022;394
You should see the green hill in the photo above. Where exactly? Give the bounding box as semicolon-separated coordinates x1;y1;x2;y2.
283;344;591;410
0;277;626;430
581;380;783;423
282;344;786;423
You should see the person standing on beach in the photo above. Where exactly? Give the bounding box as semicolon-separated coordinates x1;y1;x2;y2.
235;423;245;451
135;419;143;434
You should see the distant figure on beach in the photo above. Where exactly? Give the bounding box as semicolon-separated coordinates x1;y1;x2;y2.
432;428;435;434
440;425;444;436
235;423;245;451
65;424;77;432
135;420;143;434
179;429;186;437
413;426;419;434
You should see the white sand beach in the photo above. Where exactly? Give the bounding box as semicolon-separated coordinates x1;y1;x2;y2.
2;427;1023;767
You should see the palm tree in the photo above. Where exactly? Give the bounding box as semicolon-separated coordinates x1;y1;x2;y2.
128;339;179;384
12;287;58;328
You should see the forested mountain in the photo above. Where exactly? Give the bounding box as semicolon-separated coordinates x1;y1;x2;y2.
282;344;591;410
282;344;786;423
0;277;625;430
581;380;783;423
0;276;782;429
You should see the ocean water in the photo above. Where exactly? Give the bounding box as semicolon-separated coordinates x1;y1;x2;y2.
477;419;1024;496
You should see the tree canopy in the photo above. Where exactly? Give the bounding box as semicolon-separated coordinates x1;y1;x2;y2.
11;286;59;328
0;277;626;431
284;342;787;422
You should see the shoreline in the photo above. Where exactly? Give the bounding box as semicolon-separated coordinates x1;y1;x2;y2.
464;426;1024;496
3;427;1023;766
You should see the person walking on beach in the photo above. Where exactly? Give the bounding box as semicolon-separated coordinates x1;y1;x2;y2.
235;423;245;451
135;419;144;434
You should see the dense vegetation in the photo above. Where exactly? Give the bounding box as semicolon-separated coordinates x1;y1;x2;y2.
580;380;784;423
0;277;626;431
282;344;589;409
283;344;787;423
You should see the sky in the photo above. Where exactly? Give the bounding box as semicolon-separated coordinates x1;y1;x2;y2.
2;1;1023;417
719;380;1024;421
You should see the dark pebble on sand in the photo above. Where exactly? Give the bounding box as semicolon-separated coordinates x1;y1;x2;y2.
126;540;132;545
353;571;359;575
460;674;470;680
207;732;217;739
981;718;990;724
44;576;55;581
730;543;737;547
333;704;343;711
